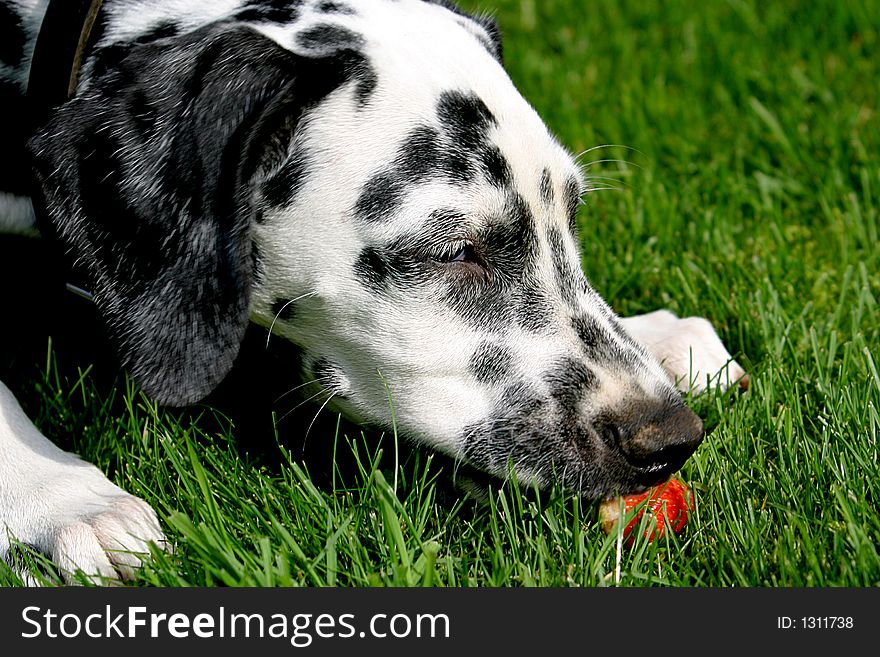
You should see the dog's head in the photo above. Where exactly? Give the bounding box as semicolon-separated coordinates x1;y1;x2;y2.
30;0;701;499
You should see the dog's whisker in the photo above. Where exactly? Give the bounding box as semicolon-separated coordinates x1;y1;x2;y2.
275;386;333;424
303;392;338;448
584;174;632;187
265;291;318;348
578;158;642;171
573;143;643;160
273;375;333;404
274;392;333;428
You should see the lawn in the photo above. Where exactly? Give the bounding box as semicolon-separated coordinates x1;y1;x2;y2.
1;0;878;586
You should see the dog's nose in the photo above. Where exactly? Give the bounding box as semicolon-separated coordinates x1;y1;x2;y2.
606;400;704;479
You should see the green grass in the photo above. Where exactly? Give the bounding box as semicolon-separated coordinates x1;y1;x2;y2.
2;0;879;586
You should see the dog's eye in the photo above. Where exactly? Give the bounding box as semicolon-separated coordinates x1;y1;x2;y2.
431;243;487;277
448;244;479;264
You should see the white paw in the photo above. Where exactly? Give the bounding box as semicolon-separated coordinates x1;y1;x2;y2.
620;310;748;394
3;464;166;585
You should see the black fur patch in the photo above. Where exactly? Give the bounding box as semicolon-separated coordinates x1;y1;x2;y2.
128;89;160;135
316;1;356;15
236;0;304;23
545;356;598;409
461;382;549;477
572;315;601;351
470;341;513;385
354;126;443;223
324;54;379;107
271;297;298;323
572;314;638;368
480;145;512;188
540;168;554;206
352;60;378;106
516;281;553;332
262;146;310;207
355;172;406;224
358;243;434;292
547;227;578;307
564;175;581;234
436;90;496;151
353;245;431;293
353;247;388;291
135;20;181;44
297;24;363;52
0;4;25;66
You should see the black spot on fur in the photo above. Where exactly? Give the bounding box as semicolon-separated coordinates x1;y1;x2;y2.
564;175;581;234
134;20;181;44
353;62;378;106
545;357;598;409
436;91;496;151
548;227;578;307
572;314;637;367
572;315;600;351
540;168;554;206
271;297;298;323
354;126;446;223
297;24;363;52
461;383;546;473
404;125;472;182
316;1;356;14
480;145;512;188
0;4;25;66
355;172;405;224
517;282;553;332
262;148;309;207
354;246;390;291
353;245;429;293
470;342;514;385
236;0;304;23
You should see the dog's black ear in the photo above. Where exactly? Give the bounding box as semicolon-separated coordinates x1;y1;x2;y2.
29;24;352;406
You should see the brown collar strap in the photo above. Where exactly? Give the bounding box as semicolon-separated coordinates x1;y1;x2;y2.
27;0;104;126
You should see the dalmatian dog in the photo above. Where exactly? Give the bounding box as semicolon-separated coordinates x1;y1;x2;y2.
0;0;746;583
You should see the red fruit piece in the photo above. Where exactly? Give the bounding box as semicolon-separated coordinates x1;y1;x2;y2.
599;478;693;545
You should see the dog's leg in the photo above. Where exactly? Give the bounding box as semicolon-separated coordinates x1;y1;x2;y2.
0;381;165;584
619;310;748;394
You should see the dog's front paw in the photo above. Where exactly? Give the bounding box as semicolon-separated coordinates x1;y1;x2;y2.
50;492;166;585
2;464;166;585
620;310;748;394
